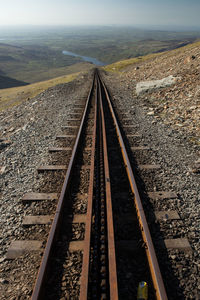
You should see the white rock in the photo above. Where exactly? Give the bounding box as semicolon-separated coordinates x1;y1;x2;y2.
22;124;28;131
0;257;5;263
136;75;181;96
147;111;154;116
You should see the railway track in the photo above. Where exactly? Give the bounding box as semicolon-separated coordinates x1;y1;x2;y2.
28;70;167;299
5;70;171;299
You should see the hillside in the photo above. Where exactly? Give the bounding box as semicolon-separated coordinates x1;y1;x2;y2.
0;42;83;84
104;41;200;145
0;74;28;89
0;71;89;111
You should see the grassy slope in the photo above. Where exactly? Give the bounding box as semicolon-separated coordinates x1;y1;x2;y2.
104;40;200;72
0;72;81;111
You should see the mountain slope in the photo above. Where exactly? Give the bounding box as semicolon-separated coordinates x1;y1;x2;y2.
104;40;200;144
0;72;82;111
0;74;29;89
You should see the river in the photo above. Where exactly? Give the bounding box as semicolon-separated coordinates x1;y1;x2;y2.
62;50;105;66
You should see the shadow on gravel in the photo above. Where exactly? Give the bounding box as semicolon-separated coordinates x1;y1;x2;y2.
114;107;185;300
42;165;85;299
39;120;90;299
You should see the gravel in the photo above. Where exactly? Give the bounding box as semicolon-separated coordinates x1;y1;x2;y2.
0;71;93;299
102;70;200;299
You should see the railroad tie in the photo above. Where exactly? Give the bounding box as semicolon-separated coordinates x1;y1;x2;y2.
117;236;192;253
56;135;76;139
127;134;142;138
23;215;54;225
22;214;86;226
73;104;85;107
73;109;83;112
131;146;150;150
164;238;192;251
64;215;87;251
61;125;78;130
123;124;138;128
66;214;86;223
138;164;161;170
69;113;82;116
148;191;177;200
48;147;72;152
153;208;192;251
68;117;81;121
121;118;133;122
11;214;87;259
21;192;58;202
66;241;84;251
6;240;43;259
37;165;67;172
155;210;180;221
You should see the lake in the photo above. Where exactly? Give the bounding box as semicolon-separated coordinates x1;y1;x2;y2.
62;50;105;66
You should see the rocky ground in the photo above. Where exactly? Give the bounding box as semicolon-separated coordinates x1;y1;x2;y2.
0;71;92;299
118;42;200;149
101;52;200;298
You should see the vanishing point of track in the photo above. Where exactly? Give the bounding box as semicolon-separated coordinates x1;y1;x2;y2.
30;70;168;299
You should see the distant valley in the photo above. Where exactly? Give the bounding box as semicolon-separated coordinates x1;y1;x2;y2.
0;26;200;89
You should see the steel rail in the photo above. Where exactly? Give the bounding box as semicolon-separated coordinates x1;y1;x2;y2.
98;72;168;300
31;76;95;300
80;77;98;299
80;74;118;299
98;77;119;299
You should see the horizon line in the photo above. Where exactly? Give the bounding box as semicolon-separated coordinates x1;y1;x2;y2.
0;23;200;29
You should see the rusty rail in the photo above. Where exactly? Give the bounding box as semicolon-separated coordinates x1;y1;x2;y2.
98;71;168;300
79;77;98;299
98;77;118;299
31;76;95;300
80;74;118;299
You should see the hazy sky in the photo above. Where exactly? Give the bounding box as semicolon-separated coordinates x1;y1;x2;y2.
0;0;200;28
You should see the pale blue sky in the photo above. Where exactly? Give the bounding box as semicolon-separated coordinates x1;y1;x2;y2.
0;0;200;27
